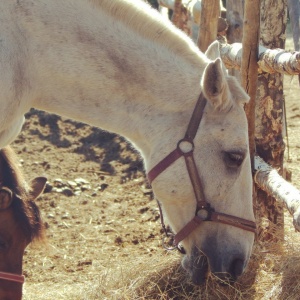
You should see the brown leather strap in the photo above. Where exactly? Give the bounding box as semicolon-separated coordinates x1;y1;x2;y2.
174;216;204;245
148;93;206;184
184;152;207;208
148;148;182;184
184;93;207;140
0;272;25;284
174;211;256;246
210;211;257;233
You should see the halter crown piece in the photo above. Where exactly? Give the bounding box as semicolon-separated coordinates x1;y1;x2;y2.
147;93;256;253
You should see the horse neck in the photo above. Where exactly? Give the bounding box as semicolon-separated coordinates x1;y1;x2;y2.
29;1;206;162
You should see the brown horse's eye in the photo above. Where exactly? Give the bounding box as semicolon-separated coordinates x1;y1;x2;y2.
223;151;245;168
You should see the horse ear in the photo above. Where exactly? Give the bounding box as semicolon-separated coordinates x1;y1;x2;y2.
201;58;231;110
0;187;13;210
29;177;47;200
205;41;220;60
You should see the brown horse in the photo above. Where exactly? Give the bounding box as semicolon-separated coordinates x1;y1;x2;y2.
0;146;46;300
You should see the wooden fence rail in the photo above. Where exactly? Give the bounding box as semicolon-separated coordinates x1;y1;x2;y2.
255;156;300;231
220;42;300;75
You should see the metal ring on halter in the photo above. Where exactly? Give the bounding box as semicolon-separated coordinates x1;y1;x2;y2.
162;232;177;251
177;139;194;155
162;233;186;254
196;204;213;221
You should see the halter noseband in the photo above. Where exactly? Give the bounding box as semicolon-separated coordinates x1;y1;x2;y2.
0;272;25;284
148;93;256;253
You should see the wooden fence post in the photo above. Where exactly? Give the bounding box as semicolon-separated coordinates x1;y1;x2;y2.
256;0;287;242
226;0;244;44
197;0;220;52
240;0;260;249
241;0;260;168
226;0;244;79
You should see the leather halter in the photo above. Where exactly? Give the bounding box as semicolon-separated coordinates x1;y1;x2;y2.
148;92;256;252
0;272;25;284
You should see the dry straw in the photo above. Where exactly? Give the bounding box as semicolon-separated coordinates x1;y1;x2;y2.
24;213;300;300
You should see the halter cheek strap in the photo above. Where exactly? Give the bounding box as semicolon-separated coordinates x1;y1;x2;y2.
148;93;256;252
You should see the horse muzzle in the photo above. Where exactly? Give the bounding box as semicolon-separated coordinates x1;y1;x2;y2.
182;243;248;286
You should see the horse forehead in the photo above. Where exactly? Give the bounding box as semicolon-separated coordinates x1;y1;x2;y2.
199;107;248;148
204;105;247;133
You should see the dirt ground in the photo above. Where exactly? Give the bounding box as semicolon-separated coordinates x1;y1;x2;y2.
15;109;163;298
9;33;300;299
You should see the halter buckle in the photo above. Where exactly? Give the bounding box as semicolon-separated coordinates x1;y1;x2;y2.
196;204;214;221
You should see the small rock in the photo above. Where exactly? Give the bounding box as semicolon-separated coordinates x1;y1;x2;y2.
75;178;89;185
61;188;74;197
44;183;53;193
100;183;109;191
67;180;77;187
50;200;56;208
61;213;70;219
81;184;91;191
53;178;64;187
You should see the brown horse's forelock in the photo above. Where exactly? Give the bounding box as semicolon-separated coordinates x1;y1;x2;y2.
1;148;44;243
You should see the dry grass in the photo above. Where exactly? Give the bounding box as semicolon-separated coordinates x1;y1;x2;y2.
23;215;300;300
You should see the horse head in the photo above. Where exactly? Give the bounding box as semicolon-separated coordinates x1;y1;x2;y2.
149;41;255;285
0;147;46;300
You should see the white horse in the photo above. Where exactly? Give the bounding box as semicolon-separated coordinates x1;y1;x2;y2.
1;0;255;285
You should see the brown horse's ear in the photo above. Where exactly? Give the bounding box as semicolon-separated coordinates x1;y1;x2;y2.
29;177;47;200
0;187;13;210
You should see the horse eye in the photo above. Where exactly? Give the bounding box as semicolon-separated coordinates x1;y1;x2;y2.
223;151;245;168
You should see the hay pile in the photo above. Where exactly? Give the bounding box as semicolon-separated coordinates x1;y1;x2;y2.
24;213;300;300
82;221;300;300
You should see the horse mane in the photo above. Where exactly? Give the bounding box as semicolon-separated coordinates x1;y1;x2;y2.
87;0;208;67
0;147;44;243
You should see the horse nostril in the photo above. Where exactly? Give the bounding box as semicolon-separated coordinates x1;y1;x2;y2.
230;258;244;279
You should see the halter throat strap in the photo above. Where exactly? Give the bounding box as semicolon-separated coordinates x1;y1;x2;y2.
148;93;256;250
